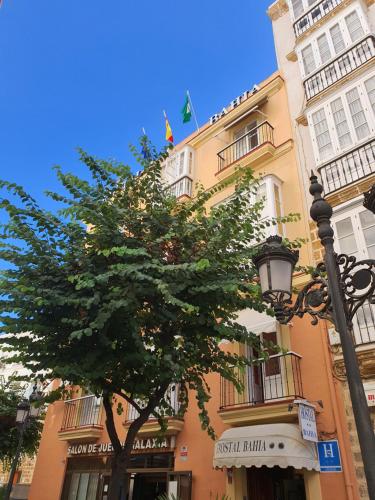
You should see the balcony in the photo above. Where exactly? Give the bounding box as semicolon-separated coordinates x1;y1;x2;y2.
219;352;303;426
166;175;193;199
217;122;275;173
124;385;184;436
319;139;375;196
304;36;375;101
293;0;345;38
58;395;103;443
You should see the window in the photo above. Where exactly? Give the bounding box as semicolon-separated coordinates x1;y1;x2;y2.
333;204;375;344
317;33;332;64
67;473;100;500
291;0;304;18
302;44;316;75
346;87;370;140
330;24;346;54
331;97;352;148
234;121;258;160
365;76;375;117
345;11;364;43
312;108;333;160
178;152;185;177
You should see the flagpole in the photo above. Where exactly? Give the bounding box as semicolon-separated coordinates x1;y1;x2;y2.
187;90;199;132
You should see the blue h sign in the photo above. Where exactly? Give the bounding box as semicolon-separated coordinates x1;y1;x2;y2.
317;440;342;472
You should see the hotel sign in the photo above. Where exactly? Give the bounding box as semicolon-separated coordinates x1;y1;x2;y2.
298;402;318;443
68;437;174;456
209;85;259;125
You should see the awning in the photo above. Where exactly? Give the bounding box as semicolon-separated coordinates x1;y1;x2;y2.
213;424;320;471
236;309;277;335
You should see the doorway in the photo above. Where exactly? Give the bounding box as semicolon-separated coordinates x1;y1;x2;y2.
247;466;306;500
131;473;167;500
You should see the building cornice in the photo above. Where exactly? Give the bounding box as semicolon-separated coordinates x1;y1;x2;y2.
188;75;284;149
267;0;289;21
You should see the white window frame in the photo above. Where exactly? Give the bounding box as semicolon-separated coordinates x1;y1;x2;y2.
332;199;375;345
308;73;375;165
297;5;369;78
163;146;195;184
289;0;320;21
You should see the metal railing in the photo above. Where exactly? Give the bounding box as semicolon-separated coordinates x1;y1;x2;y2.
60;395;103;430
304;36;375;101
166;176;193;198
220;352;303;409
319;139;375;195
293;0;344;38
127;384;180;422
217;122;274;172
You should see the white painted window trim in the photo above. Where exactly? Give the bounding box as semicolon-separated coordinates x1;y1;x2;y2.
296;4;369;78
307;72;375;165
288;0;321;22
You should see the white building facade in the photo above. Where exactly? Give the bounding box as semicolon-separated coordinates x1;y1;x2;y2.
268;0;375;498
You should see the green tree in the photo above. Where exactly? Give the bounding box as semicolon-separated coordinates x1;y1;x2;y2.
0;145;298;499
0;377;42;469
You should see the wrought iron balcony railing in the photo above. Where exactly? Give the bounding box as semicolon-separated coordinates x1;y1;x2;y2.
293;0;344;38
217;121;274;172
127;384;180;422
319;139;375;195
60;395;103;430
304;36;375;101
166;176;193;198
220;352;303;410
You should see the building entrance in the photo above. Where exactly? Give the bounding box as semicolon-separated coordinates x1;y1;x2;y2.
247;466;306;500
131;473;167;500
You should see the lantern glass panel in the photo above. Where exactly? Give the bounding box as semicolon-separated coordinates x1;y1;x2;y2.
259;261;270;295
270;259;293;294
16;406;29;424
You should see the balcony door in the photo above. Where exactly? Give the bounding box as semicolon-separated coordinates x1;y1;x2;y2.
234;121;258;161
247;331;282;404
333;204;375;345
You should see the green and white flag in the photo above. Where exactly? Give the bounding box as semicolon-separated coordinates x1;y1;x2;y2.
181;94;192;124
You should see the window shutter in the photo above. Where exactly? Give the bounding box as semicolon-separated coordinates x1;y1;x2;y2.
345;11;364;43
317;33;332;64
365;76;375;117
346;87;370;140
291;0;304;18
302;44;316;75
330;24;346;54
312;108;333;160
330;97;352;148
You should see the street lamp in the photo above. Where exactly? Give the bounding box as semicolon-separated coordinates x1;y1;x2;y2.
4;386;43;500
253;173;375;500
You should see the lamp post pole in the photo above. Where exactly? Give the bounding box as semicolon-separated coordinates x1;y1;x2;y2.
310;175;375;498
4;422;26;500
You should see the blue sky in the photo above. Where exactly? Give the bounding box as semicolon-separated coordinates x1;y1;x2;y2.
0;0;276;206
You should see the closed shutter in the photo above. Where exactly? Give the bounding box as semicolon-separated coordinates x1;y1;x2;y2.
330;24;346;54
345;11;364;43
302;44;316;75
312;108;333;160
317;33;332;63
331;97;352;148
346;87;370;140
365;76;375;117
291;0;304;18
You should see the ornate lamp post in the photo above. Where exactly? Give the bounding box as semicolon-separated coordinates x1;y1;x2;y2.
363;183;375;215
4;386;43;500
253;173;375;499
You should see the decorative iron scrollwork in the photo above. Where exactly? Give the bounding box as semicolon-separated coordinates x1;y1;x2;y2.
267;254;375;328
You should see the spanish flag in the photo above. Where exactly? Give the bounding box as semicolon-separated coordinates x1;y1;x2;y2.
164;111;174;143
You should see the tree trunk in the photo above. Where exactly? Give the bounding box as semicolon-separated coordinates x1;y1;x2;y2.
107;451;129;500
